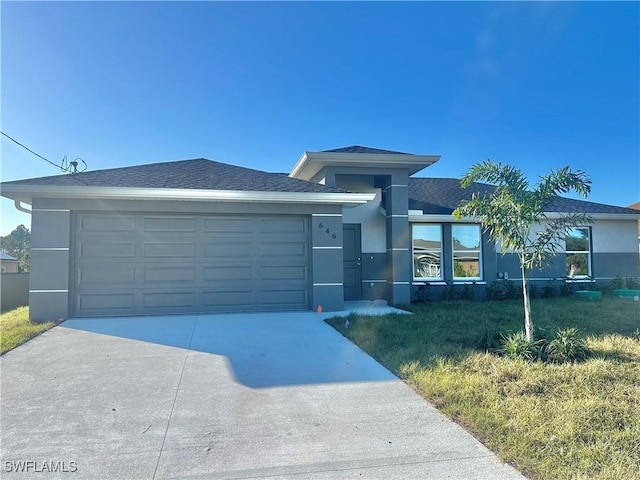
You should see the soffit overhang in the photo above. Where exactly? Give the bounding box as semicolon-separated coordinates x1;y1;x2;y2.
1;185;376;207
290;151;441;181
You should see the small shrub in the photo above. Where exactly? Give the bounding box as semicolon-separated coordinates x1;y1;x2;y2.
559;281;574;297
486;281;507;301
611;276;625;290
461;283;475;301
505;280;521;300
625;277;640;290
545;327;588;362
528;283;538;299
415;285;431;303
602;277;625;293
441;281;458;301
474;319;502;352
499;331;539;361
542;281;557;298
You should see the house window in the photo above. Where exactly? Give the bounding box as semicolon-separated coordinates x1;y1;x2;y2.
452;224;482;280
413;224;442;280
566;227;591;277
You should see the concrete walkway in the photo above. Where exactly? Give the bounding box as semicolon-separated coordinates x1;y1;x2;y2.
0;308;525;479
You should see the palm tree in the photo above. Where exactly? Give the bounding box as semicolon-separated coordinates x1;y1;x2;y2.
453;161;591;342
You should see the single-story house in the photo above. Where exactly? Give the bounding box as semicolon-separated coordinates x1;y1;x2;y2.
0;252;19;273
629;202;640;249
2;146;639;321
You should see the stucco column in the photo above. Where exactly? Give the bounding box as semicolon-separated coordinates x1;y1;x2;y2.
29;201;71;322
310;211;344;312
384;172;411;305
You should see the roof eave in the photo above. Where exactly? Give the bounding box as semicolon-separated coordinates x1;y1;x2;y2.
407;211;640;222
290;151;441;181
0;185;376;206
542;211;640;220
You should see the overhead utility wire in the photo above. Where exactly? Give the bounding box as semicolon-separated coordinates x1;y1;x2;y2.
1;130;87;173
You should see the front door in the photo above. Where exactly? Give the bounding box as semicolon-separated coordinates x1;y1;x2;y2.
343;224;362;300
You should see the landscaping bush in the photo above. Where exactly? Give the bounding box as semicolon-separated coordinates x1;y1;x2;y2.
499;331;539;361
441;281;458;301
558;281;574;297
542;281;557;298
486;280;507;301
625;277;640;290
545;327;588;362
415;285;431;303
461;283;475;301
474;319;502;352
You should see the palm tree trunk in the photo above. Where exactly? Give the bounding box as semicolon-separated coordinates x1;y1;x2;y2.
521;265;533;342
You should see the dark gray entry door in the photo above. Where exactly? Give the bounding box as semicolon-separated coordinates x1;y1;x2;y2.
73;213;310;316
343;224;362;300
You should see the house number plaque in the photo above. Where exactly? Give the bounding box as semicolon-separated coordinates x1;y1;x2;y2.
318;222;337;239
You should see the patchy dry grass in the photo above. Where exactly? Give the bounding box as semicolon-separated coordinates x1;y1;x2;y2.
326;298;640;480
1;306;56;354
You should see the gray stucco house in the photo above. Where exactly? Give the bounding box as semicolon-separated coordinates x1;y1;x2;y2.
2;146;639;321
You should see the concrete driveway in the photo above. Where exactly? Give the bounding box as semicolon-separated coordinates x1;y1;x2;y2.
1;310;525;479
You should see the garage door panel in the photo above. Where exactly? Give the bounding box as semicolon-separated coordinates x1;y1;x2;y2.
258;290;308;306
259;218;307;234
203;266;253;282
203;241;253;258
259;266;307;281
79;241;136;259
144;243;197;258
80;215;136;232
79;293;135;311
261;241;307;257
202;290;253;307
144;216;197;232
74;213;310;316
144;267;197;283
203;218;253;233
78;265;136;285
143;292;196;308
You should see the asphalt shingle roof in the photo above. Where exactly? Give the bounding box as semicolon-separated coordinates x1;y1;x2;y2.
1;158;349;194
408;178;640;215
322;145;411;155
2;157;635;215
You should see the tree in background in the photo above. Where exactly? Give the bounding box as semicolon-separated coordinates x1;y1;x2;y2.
1;225;31;272
453;161;591;342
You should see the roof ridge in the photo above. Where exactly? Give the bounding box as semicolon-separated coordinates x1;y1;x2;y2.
322;145;411;155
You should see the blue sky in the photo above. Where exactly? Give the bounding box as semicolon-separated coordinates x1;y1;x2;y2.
1;1;638;235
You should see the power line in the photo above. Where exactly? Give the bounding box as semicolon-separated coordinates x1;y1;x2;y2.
1;130;87;173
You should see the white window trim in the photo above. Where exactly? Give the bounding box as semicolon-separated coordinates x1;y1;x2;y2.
412;224;444;281
452;224;483;281
565;227;592;278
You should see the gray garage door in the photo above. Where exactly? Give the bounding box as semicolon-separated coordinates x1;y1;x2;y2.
73;213;310;316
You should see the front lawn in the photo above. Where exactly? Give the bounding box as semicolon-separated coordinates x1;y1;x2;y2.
326;297;640;480
0;306;56;354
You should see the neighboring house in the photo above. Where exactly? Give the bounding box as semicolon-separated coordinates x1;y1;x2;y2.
0;252;19;273
629;202;640;249
1;145;639;321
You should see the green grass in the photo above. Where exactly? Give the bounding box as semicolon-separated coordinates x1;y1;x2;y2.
326;297;640;480
1;306;56;354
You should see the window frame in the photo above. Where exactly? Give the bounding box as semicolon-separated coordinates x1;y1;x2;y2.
412;224;443;281
451;223;483;281
565;227;592;278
